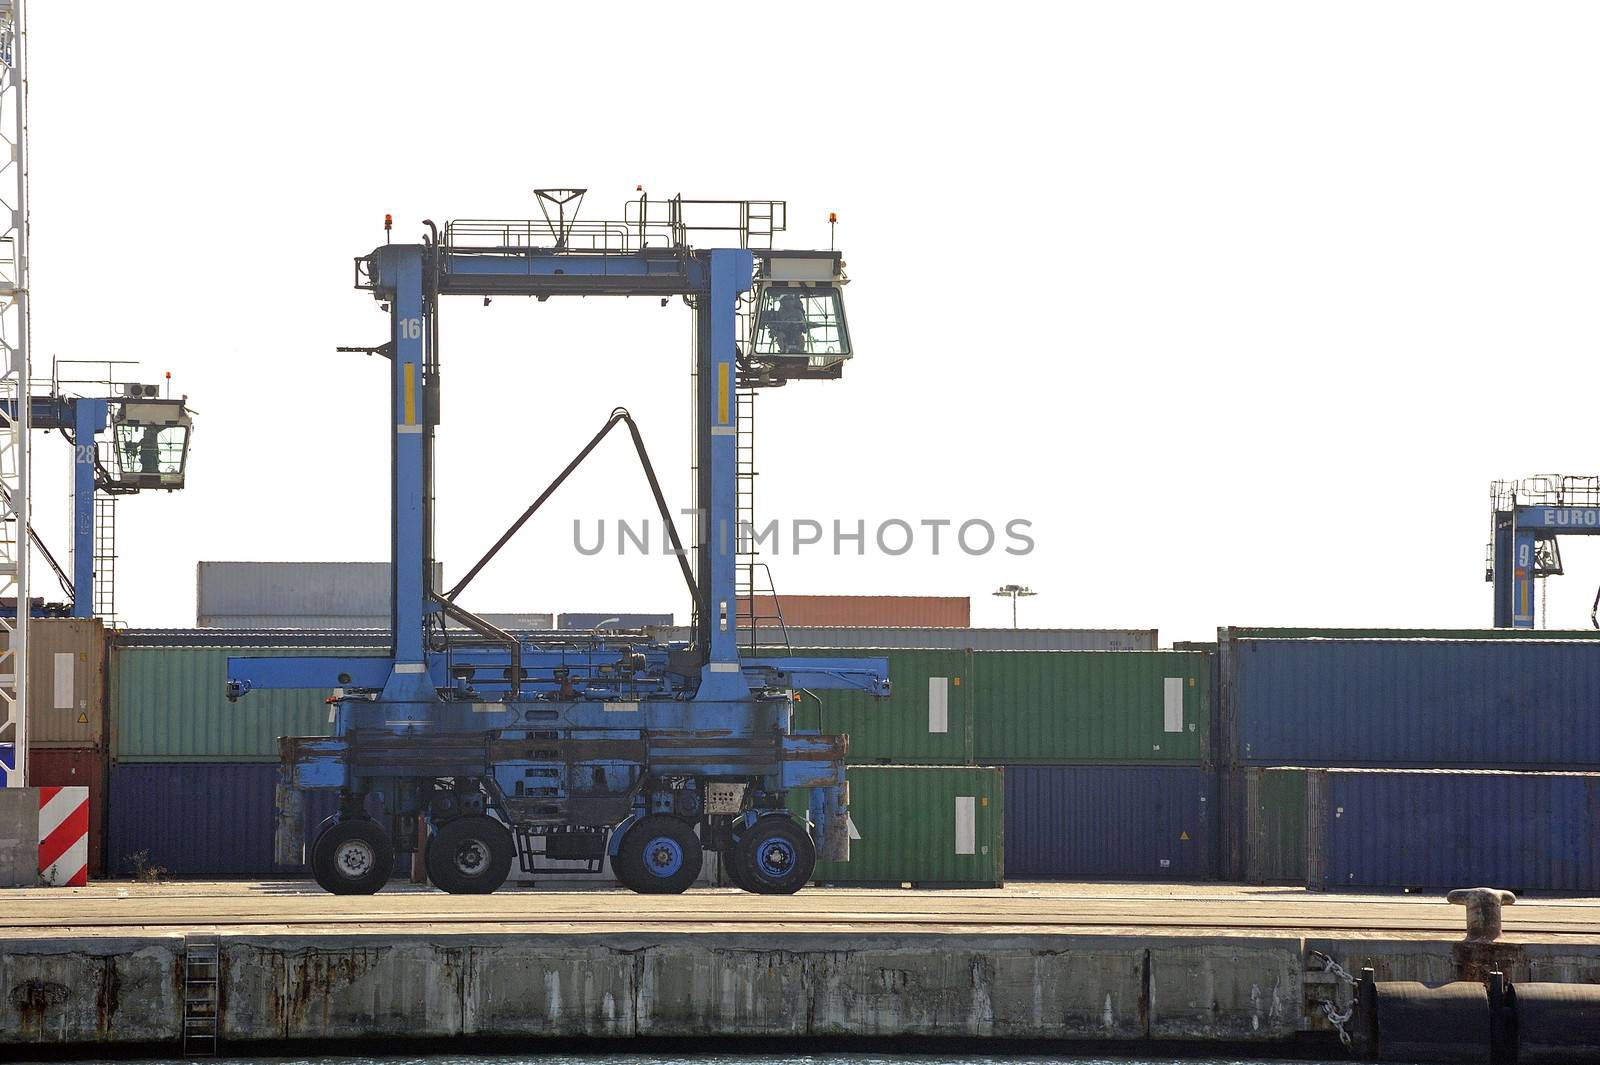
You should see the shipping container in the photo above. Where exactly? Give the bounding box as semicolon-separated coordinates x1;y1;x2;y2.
791;765;1003;886
1242;766;1310;883
1;618;107;748
1225;626;1600;640
106;762;401;878
1223;637;1600;767
790;649;971;763
112;644;376;761
5;745;108;878
1246;767;1600;893
1005;765;1215;880
662;626;1159;651
789;648;1208;765
121;628;392;648
25;747;107;877
196;561;442;628
972;651;1211;764
199;615;556;630
558;612;673;630
102;763;706;885
473;613;555;630
746;595;970;628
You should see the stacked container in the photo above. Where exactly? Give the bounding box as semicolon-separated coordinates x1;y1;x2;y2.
97;627;1218;887
981;650;1216;881
1224;627;1600;892
789;765;1005;887
655;626;1158;651
107;631;387;878
747;595;971;627
7;619;110;876
791;646;1218;883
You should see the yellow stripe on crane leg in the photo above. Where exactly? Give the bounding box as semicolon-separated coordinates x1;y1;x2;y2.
718;362;729;425
404;363;416;425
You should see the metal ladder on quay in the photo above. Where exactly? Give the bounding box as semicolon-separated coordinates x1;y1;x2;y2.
182;934;220;1057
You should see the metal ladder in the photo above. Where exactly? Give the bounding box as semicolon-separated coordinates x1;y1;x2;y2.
92;493;115;622
733;387;788;649
181;935;220;1057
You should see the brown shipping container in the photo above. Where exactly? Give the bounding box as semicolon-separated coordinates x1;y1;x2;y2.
745;595;970;628
27;747;107;877
3;618;108;747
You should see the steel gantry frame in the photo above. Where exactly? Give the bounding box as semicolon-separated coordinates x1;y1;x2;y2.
226;192;885;895
0;0;30;785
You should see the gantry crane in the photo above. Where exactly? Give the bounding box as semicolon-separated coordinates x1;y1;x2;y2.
8;367;193;621
226;190;887;895
1488;474;1600;628
0;0;195;786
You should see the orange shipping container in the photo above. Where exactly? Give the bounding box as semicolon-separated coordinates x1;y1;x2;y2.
745;594;970;628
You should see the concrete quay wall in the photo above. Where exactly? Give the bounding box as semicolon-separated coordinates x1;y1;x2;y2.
8;930;1600;1050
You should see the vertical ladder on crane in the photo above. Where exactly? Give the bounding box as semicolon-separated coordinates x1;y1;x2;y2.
92;494;115;623
733;386;788;649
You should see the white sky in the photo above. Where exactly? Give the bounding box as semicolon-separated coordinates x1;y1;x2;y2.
19;2;1600;642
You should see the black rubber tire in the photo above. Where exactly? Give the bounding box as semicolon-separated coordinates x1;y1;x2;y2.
734;816;816;895
303;815;336;868
310;819;393;895
615;816;702;895
716;819;755;892
426;816;513;894
610;841;647;893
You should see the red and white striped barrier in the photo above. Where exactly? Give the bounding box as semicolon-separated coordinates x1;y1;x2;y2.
38;785;88;887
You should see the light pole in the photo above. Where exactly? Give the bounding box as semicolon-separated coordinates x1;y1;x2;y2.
992;584;1037;629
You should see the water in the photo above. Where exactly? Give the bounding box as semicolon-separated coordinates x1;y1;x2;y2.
9;1049;1363;1055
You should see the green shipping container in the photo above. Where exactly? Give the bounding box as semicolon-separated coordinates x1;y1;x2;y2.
112;646;376;762
1243;766;1309;883
972;651;1210;764
788;648;970;763
790;765;1004;887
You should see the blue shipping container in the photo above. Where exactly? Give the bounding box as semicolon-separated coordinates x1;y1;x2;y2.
1316;769;1600;892
107;763;399;879
1004;765;1216;879
1226;637;1600;767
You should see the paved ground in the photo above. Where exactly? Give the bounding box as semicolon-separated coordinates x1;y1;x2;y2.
4;879;1598;940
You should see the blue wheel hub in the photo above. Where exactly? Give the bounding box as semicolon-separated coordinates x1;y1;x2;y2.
756;835;797;879
643;835;685;878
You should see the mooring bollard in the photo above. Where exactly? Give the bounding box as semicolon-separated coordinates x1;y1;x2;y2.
1447;886;1517;942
